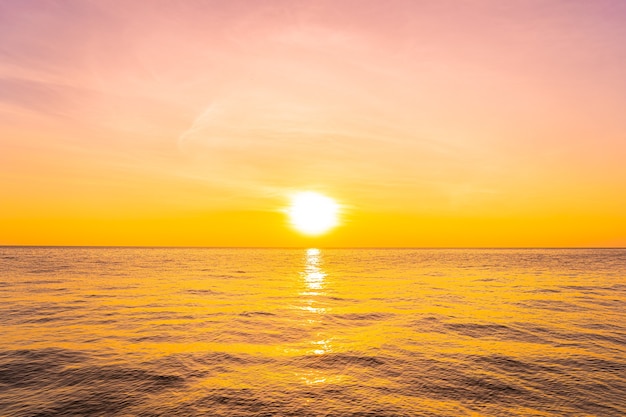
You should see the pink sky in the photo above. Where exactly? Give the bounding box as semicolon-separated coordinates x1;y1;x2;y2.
1;1;625;246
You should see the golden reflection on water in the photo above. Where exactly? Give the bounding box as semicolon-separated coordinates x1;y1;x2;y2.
301;248;331;353
298;248;328;319
297;248;337;386
302;248;326;292
2;248;625;416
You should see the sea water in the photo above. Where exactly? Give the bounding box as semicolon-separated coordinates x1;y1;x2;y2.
0;248;625;416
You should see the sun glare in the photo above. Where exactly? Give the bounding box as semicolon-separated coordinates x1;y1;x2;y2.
288;192;339;236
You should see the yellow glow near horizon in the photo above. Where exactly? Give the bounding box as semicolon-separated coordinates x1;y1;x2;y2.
288;192;339;236
1;2;626;247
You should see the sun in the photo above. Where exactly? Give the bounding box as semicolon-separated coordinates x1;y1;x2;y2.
287;191;339;236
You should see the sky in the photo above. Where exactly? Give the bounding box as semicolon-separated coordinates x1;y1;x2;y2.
1;0;625;247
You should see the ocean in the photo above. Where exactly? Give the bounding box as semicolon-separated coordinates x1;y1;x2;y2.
0;247;625;416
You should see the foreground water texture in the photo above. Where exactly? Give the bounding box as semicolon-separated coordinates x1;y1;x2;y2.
1;248;625;416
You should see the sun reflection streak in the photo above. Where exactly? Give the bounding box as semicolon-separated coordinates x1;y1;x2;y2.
303;248;326;291
298;248;334;387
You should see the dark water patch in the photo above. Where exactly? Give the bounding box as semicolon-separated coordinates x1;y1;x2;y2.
417;320;551;345
333;312;393;323
240;311;276;317
185;289;221;295
89;259;122;264
23;287;70;295
422;271;446;277
207;273;242;279
524;324;626;348
0;348;90;388
299;294;359;304
84;318;117;326
527;288;561;294
560;284;615;292
325;295;357;302
470;354;559;377
19;280;65;285
474;277;497;282
443;322;548;344
0;350;188;416
26;269;62;274
519;374;626;416
0;348;90;363
140;355;212;380
1;305;82;326
369;354;548;411
213;327;309;345
85;293;115;298
414;315;446;323
26;265;72;275
567;401;626;417
172;351;274;368
499;355;626;415
22;390;140;417
0;359;64;388
295;353;386;370
0;350;185;391
134;311;197;321
128;335;175;343
576;296;625;308
545;356;626;374
196;389;270;410
161;387;411;417
410;371;533;406
577;331;626;346
519;324;626;350
56;365;185;390
581;322;624;331
516;299;582;312
22;316;68;324
410;315;451;333
99;285;139;291
162;388;275;417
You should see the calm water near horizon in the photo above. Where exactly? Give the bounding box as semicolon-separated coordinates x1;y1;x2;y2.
1;248;625;416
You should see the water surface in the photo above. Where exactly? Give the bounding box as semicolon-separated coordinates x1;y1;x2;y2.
1;248;625;416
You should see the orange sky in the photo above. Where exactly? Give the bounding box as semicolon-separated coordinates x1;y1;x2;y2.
1;1;625;247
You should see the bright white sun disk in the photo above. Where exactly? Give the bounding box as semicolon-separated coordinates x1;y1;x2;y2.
288;192;339;235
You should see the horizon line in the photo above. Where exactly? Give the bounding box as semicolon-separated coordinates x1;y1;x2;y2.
1;245;625;250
